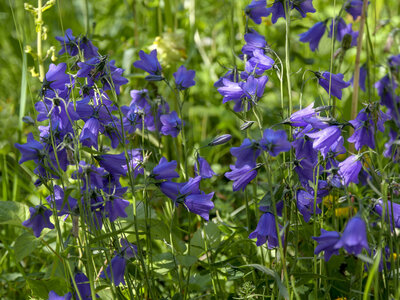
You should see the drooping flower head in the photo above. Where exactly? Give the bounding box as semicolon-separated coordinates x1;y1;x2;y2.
173;65;196;90
151;157;179;180
299;21;327;52
338;155;363;186
259;128;291;157
133;49;163;81
22;205;55;238
315;71;350;100
334;215;370;255
249;211;281;248
100;254;127;286
312;229;341;261
195;155;216;179
225;164;259;191
245;0;269;24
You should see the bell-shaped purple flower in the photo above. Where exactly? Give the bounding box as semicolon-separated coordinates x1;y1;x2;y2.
152;157;179;180
225;164;258;191
334;215;370;255
184;192;215;221
384;129;399;159
312;229;341;261
350;65;367;92
195;156;216;179
374;199;400;229
289;102;316;127
133;50;163;81
338;155;362;186
265;1;286;24
241;30;267;56
375;75;398;112
101;254;127;286
46;185;77;216
316;71;350;99
245;0;269;24
55;29;98;59
48;290;72;300
345;0;365;20
328;17;348;42
249;212;280;248
15;133;45;164
296;190;322;223
292;0;316;17
120;238;138;259
173;65;196;90
23;205;55;237
74;272;98;299
160;111;182;137
299;21;327;52
348;110;375;150
159;181;184;200
105;196;130;222
259;128;291;157
230;138;261;168
306;125;344;158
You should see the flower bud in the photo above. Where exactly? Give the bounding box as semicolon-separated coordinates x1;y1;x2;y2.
208;134;232;146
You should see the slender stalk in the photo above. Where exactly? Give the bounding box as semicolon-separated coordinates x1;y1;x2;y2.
36;0;45;82
349;0;369;152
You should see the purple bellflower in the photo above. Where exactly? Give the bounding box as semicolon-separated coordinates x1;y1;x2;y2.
160;176;214;220
334;215;370;255
75;272;98;299
225;164;259;191
173;65;196;90
348;110;375;150
338;155;363;186
151;157;179;180
350;64;367;92
245;0;269;24
133;50;163;81
375;75;398;113
55;29;98;59
105;195;130;222
230;138;262;168
296;189;322;223
46;185;77;216
316;71;350;99
15;133;45;164
249;211;280;248
306;126;345;158
374;199;400;229
48;291;72;300
288;103;316;127
23;205;55;237
195;155;216;179
100;254;127;286
292;0;316;17
160;111;182;137
241;30;267;57
328;18;348;42
312;229;341;261
259;128;291;156
345;0;365;20
299;21;327;52
120;238;138;258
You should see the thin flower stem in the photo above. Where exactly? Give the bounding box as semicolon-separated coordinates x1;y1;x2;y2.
350;0;369;152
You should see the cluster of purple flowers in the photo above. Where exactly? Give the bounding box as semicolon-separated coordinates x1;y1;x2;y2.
15;27;216;298
299;1;366;52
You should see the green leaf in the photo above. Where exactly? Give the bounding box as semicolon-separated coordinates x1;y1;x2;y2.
242;264;289;299
27;278;66;299
14;232;39;261
0;201;28;226
176;255;197;267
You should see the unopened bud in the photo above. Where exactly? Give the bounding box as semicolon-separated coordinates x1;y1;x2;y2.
208;134;232;146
